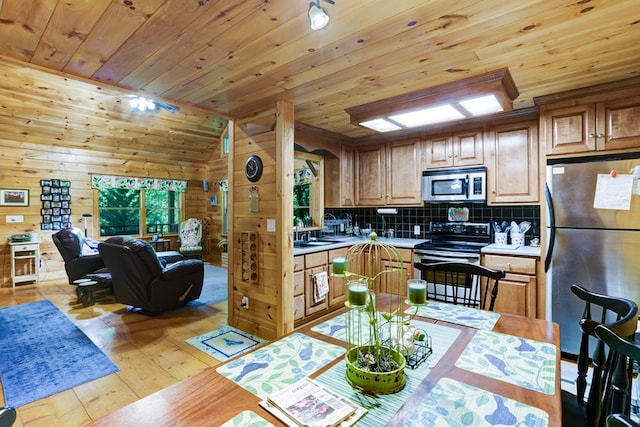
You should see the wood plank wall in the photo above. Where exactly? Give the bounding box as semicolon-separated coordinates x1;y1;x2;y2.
0;58;228;287
229;102;295;340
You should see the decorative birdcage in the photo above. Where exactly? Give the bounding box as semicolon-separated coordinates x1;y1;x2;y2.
332;232;429;394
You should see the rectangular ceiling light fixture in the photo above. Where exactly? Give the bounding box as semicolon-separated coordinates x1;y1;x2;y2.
346;68;518;133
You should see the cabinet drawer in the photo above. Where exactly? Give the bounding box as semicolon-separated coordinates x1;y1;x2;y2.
294;255;304;272
379;248;412;262
12;244;37;253
293;271;304;296
484;254;536;274
305;251;328;268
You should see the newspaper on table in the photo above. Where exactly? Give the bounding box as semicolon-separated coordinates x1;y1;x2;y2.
260;377;366;427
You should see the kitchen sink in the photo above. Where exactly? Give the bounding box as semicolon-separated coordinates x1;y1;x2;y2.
294;239;337;248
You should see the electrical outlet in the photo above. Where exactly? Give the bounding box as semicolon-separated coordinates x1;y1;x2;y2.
414;225;421;235
241;296;249;309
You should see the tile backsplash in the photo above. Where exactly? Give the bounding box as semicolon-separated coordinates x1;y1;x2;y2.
325;203;540;242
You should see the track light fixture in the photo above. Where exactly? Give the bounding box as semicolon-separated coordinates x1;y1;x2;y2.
308;0;331;30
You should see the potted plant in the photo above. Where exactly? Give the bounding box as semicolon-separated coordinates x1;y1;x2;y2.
333;232;427;394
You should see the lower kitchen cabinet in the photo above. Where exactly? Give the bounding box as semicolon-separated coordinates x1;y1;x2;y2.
482;253;538;318
328;248;348;306
304;251;329;317
293;255;305;321
380;248;413;295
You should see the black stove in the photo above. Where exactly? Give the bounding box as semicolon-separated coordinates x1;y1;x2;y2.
414;222;491;254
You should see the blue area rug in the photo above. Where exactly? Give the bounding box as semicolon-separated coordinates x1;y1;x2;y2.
0;300;119;407
189;263;228;306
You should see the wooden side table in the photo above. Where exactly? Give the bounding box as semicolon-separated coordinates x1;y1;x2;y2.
151;238;171;252
9;241;40;292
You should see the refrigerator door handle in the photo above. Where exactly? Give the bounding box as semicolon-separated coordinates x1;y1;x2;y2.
544;183;555;272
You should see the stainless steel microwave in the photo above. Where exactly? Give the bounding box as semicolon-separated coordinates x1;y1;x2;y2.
422;166;486;203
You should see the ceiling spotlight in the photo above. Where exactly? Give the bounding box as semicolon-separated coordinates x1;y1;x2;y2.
308;1;330;30
129;97;156;112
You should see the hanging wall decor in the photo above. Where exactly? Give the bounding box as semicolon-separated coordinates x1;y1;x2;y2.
40;179;71;230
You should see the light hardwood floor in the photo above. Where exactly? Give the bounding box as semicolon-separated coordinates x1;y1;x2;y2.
0;268;229;427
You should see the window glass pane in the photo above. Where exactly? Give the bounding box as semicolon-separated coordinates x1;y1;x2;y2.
145;190;181;235
98;188;140;236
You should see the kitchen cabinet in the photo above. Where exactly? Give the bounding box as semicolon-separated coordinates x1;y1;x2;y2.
328;248;347;306
486;120;539;204
304;251;328;316
293;255;305;321
355;139;422;206
483;253;538;318
540;93;640;156
379;248;413;295
425;129;483;169
325;143;355;207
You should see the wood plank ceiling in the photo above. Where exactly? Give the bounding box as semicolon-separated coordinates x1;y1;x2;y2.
0;0;638;141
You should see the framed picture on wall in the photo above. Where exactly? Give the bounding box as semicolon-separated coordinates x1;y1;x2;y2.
0;189;29;206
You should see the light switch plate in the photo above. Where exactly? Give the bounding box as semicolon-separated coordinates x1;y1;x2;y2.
6;215;23;223
267;219;276;232
414;225;420;235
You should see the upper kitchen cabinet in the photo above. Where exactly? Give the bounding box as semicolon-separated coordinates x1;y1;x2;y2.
486;119;539;204
424;129;483;169
536;79;640;156
325;143;355;207
355;138;422;206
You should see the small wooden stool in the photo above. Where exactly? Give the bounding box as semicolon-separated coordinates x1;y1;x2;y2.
76;280;98;307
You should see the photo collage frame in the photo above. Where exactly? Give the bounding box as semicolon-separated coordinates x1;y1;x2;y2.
40;179;72;230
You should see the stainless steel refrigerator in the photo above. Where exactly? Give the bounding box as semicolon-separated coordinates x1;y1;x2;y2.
545;154;640;358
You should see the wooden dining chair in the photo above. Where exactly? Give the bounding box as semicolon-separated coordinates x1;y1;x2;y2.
594;325;640;427
606;414;640;427
563;284;638;427
412;261;505;311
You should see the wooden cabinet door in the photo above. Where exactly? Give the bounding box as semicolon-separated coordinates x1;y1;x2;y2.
305;265;328;315
454;129;483;166
425;134;453;168
304;251;329;316
340;144;355;206
596;96;640;151
328;248;347;306
544;104;597;155
355;144;385;205
487;120;539;204
386;139;422;205
492;278;530;317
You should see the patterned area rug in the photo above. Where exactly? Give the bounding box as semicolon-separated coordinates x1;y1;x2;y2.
186;326;267;362
0;300;119;407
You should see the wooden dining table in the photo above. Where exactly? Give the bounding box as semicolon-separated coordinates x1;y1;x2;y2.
90;297;561;426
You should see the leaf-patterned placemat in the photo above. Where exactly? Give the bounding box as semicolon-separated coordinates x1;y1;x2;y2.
406;301;500;330
455;329;557;394
215;332;345;399
405;377;549;426
221;410;275;427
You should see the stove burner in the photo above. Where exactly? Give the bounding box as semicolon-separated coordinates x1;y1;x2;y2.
415;221;491;254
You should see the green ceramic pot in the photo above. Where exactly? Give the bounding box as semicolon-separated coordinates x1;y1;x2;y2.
345;345;406;394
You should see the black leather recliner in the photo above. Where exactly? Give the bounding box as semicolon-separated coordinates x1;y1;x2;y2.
52;227;108;284
98;236;204;313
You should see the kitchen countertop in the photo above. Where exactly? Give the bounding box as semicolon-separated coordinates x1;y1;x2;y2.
481;243;541;257
293;236;427;255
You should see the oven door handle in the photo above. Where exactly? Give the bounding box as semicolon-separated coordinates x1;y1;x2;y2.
415;253;480;264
